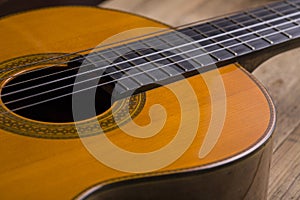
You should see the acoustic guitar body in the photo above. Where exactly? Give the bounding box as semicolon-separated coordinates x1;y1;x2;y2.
0;6;275;200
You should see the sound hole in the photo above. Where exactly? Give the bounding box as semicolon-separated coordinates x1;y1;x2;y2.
1;66;112;123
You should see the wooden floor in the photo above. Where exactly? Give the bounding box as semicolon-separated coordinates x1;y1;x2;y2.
100;0;300;199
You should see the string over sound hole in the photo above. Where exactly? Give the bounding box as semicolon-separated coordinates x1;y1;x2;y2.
1;64;112;123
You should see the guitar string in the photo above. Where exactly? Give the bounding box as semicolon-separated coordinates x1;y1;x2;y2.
2;5;299;100
0;0;286;75
4;15;300;104
0;8;247;76
3;21;300;113
2;1;295;88
2;10;300;101
2;8;300;100
2;1;295;92
1;0;295;88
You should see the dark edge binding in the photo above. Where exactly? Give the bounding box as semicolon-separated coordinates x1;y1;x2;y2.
74;64;276;200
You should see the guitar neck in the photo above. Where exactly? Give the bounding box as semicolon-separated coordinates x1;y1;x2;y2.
181;0;300;71
77;0;300;99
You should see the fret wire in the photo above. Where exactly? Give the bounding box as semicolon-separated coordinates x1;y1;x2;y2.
182;1;291;43
91;23;300;92
247;8;292;39
82;56;98;68
94;48;117;65
245;11;276;44
28;13;290;100
102;13;298;89
195;23;238;57
285;0;300;25
229;13;273;46
156;35;192;72
247;0;290;14
171;31;205;67
92;50;130;90
113;46;159;87
138;38;175;77
286;0;300;11
124;42;159;82
87;50;118;73
157;35;190;76
94;49;138;90
143;36;190;77
93;49;118;69
0;0;294;82
5;19;300;111
6;3;299;91
85;23;300;92
118;44;153;81
34;13;300;100
81;6;300;82
265;5;294;38
208;21;244;56
224;17;256;50
152;36;191;75
287;0;300;6
208;23;238;56
190;27;222;61
111;48;146;86
132;52;160;81
3;4;300;98
240;8;274;44
3;2;300;112
7;9;300;97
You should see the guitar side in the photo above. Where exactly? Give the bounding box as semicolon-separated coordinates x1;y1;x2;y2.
0;6;275;199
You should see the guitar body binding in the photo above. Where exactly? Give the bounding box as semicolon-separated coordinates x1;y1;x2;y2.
0;6;276;200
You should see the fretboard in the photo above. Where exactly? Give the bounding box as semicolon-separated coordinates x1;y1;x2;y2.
76;0;300;99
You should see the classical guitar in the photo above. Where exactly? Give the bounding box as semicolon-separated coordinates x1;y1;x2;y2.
0;0;299;199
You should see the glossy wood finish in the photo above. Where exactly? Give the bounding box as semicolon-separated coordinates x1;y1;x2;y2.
0;7;274;199
79;141;273;200
102;1;300;199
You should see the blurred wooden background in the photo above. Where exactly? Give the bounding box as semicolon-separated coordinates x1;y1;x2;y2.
100;0;300;199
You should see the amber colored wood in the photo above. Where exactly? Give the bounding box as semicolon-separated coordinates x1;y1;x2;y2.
0;7;274;199
101;1;300;200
